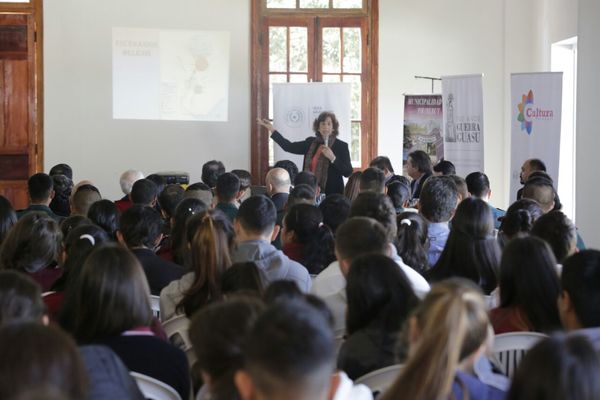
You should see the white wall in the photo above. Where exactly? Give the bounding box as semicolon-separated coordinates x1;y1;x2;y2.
44;0;250;199
576;0;600;248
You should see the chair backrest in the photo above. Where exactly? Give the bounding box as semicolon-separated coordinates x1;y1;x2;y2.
150;295;160;319
355;364;403;399
163;315;196;367
492;332;548;377
131;371;182;400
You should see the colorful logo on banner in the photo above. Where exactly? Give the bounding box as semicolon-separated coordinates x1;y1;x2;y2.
517;90;554;135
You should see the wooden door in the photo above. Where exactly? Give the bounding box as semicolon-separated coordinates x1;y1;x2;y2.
0;1;43;210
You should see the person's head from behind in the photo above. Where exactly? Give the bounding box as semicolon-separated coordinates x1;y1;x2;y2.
86;200;119;240
0;323;87;399
235;300;335;400
387;180;411;212
560;250;600;331
523;177;555;213
221;262;265;297
406;150;433;180
345;254;419;335
318;193;350;235
0;271;45;326
49;163;73;180
312;111;339;138
202;160;226;188
145;174;166;197
265;167;291;196
499;236;561;332
273;160;299;184
119;169;144;196
507;334;600;400
189;296;265;400
287;184;316;208
382;279;489;400
28;173;54;205
531;211;577;263
359;167;386;193
216;172;241;204
465;171;491;200
70;244;152;342
396;212;429;274
418;175;458;223
130;178;157;207
70;184;101;216
448;175;469;203
158;184;185;220
350;191;397;243
231;169;253;203
235;196;277;242
0;195;16;244
59;215;90;240
185;182;214;206
369;156;394;178
335;217;389;277
0;213;61;273
118;205;163;250
344;171;362;202
432;159;456;176
520;158;546;184
294;171;319;192
499;198;543;241
49;174;73;216
170;197;209;265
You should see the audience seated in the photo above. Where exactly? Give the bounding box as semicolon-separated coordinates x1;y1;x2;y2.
386;180;412;214
231;169;253;204
531;210;577;265
281;204;335;275
396;212;429;274
69;245;190;399
0;195;16;246
49;174;73;217
425;198;500;295
418;175;458;266
235;299;336;400
406;150;433;203
160;209;234;321
382;279;506;400
338;254;419;380
118;205;184;295
369;155;397;185
170;197;209;266
215;172;242;221
18;173;60;221
130;178;158;207
287;183;316;207
221;262;265;297
87;199;120;240
115;169;144;212
295;171;322;203
0;270;45;326
449;175;469;203
432;159;456;176
0;213;62;291
359;167;386;194
59;214;90;240
497;198;543;246
202;160;226;189
184;181;214;206
189;296;265;400
158;184;185;224
273;159;299;184
507;334;600;400
516;158;546;200
70;184;101;216
465;171;505;229
145;173;167;201
318;193;351;235
344;171;362;202
49;163;73;180
265;167;291;212
231;196;311;292
490;236;561;334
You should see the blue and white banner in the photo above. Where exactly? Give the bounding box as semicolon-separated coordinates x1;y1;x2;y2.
272;83;352;170
441;74;485;177
510;72;563;199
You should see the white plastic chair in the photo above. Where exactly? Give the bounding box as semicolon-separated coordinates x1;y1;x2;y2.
163;315;196;367
150;295;160;319
492;332;547;377
131;371;182;400
355;364;403;399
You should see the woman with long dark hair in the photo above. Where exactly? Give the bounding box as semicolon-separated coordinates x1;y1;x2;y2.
396;211;429;274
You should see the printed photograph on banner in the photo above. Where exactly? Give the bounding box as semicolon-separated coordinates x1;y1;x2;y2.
403;95;443;170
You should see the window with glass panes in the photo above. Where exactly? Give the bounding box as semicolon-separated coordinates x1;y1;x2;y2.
251;0;378;183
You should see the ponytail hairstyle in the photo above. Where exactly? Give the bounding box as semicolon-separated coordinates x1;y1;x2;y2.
283;204;335;275
177;209;234;317
170;198;209;266
499;198;544;245
396;212;429;274
382;279;489;400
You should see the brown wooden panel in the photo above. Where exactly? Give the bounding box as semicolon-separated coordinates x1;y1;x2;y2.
0;180;28;210
0;60;4;147
0;25;27;54
0;154;28;180
5;59;29;148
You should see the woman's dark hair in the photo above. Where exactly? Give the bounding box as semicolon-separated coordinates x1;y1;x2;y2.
170;198;209;266
87;199;120;240
51;224;110;292
318;193;350;235
177;210;234;317
0;213;61;273
188;297;265;400
344;171;362;202
396;212;429;274
0;195;16;245
0;323;87;399
49;174;73;217
60;215;91;240
221;262;264;297
0;270;45;326
68;244;152;343
345;254;419;335
263;280;303;304
425;198;500;294
531;210;577;263
499;236;561;333
283;204;335;275
312;111;339;137
499;198;543;243
508;334;600;400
